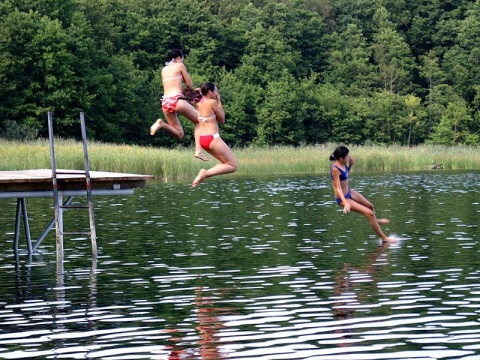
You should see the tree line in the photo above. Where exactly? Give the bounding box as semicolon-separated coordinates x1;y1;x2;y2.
1;0;479;147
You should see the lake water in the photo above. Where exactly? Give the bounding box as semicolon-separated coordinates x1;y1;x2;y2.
1;171;480;359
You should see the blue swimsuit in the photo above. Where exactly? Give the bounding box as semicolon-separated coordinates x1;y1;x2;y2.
331;165;351;205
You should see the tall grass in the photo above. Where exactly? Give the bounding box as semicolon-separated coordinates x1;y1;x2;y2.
1;139;479;181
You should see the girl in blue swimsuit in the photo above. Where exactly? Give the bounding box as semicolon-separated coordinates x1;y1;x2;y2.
330;146;396;243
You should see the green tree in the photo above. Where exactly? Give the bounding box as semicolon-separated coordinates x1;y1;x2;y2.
255;72;304;145
317;87;365;144
419;50;445;133
425;84;468;138
241;24;298;86
404;94;426;145
324;24;375;95
261;0;327;76
1;0;479;146
360;91;407;144
371;7;415;93
217;70;262;147
442;1;480;102
0;9;76;138
331;0;409;40
429;101;473;145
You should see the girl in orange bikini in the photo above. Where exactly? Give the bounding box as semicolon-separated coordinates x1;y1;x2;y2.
183;82;237;187
150;48;207;161
330;146;396;243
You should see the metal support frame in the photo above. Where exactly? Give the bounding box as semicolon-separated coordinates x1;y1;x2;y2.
14;198;33;257
48;111;97;262
9;189;134;257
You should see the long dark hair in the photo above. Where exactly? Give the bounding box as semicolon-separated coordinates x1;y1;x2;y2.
329;146;349;161
181;82;216;105
166;48;183;61
199;82;216;96
181;86;202;105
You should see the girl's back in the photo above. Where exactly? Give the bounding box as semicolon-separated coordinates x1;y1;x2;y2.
161;63;184;95
196;98;219;134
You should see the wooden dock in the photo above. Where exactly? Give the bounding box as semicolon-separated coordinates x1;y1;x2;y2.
0;169;153;193
0;169;154;258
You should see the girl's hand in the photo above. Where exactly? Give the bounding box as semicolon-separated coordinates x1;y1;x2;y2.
349;157;355;167
343;202;351;214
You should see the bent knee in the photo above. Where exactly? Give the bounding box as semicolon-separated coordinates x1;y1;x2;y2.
230;159;238;171
225;161;238;172
174;128;185;139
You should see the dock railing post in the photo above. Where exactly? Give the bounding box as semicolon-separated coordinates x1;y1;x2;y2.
48;111;98;262
79;112;97;257
48;111;64;265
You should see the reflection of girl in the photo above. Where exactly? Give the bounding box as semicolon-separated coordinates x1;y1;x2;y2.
195;286;223;358
183;82;237;187
330;146;395;243
333;244;390;347
150;48;207;161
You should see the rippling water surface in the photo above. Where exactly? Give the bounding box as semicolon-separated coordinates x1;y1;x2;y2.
1;171;480;359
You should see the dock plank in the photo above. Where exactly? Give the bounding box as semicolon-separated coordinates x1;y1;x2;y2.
0;169;154;192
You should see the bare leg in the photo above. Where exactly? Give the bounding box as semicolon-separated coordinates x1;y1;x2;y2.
351;189;389;224
350;189;374;211
150;111;185;139
345;199;397;243
192;169;208;187
194;124;208;161
176;101;208;161
192;138;237;187
150;119;163;136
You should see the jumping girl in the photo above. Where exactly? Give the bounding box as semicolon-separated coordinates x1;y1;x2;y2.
183;82;237;187
330;146;396;243
150;48;207;161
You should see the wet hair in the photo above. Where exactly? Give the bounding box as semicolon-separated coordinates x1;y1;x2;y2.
166;48;184;61
329;146;349;161
200;82;216;96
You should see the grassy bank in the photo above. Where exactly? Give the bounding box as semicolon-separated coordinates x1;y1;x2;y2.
1;139;479;181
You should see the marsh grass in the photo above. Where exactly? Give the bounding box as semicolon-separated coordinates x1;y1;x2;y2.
1;139;479;182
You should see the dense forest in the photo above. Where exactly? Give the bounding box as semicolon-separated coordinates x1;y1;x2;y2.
1;0;479;147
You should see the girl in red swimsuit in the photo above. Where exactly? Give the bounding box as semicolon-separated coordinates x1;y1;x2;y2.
330;146;396;243
184;82;237;187
149;48;208;161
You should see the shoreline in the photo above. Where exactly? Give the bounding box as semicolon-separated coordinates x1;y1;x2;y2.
1;139;479;181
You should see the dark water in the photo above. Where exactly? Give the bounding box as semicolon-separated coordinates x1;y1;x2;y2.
1;171;480;359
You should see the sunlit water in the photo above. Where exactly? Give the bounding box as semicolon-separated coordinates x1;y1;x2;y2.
1;171;479;359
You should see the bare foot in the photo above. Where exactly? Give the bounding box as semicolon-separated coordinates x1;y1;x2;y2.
378;218;390;225
150;119;163;136
195;151;209;162
382;237;398;243
192;169;208;187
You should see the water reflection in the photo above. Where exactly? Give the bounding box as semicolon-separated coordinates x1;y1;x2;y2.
0;172;480;358
160;286;238;359
333;244;391;348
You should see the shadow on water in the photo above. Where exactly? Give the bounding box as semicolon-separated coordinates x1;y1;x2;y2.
0;171;479;358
